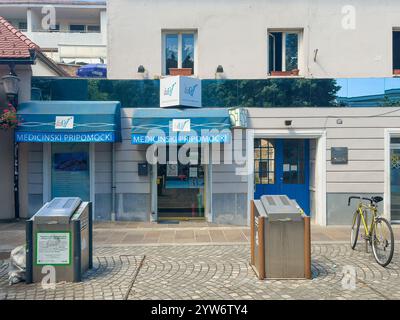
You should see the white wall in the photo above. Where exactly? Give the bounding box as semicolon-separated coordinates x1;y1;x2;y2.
108;0;400;79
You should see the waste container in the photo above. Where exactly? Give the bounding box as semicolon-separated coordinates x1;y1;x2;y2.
25;197;93;284
250;195;311;280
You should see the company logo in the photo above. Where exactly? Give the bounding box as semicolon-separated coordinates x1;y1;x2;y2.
55;116;74;129
164;82;176;96
184;84;198;97
172;119;190;132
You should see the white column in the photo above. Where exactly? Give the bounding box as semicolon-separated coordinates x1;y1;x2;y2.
26;8;33;33
100;9;107;45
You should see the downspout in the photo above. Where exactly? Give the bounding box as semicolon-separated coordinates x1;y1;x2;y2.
111;143;116;221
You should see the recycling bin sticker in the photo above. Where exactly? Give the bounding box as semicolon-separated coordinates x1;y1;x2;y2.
36;232;71;265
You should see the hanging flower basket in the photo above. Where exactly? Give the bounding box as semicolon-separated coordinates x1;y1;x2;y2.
0;104;19;130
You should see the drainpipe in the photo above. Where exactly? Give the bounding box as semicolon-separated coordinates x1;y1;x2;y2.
111;143;116;221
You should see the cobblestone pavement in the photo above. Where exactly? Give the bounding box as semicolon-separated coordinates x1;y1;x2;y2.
1;243;399;300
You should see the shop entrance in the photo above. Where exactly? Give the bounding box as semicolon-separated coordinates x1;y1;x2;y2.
391;138;400;222
254;138;310;214
157;145;205;219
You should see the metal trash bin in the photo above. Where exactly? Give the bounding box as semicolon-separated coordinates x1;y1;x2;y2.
25;197;93;284
250;195;311;280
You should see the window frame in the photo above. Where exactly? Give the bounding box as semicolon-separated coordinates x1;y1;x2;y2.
87;25;101;33
18;21;28;31
162;30;198;76
267;29;303;75
254;138;276;185
393;28;400;73
69;24;86;33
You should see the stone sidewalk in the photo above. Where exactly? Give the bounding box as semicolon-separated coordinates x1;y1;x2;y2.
1;243;399;300
1;221;400;255
1;221;400;300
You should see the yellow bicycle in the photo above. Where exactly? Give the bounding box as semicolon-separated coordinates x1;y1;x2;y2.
349;196;394;267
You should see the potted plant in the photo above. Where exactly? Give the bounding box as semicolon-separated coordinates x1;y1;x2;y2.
169;68;193;76
291;69;300;76
0;104;19;130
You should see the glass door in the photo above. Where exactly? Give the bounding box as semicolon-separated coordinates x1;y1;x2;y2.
157;145;205;219
391;138;400;222
254;138;310;214
51;143;90;201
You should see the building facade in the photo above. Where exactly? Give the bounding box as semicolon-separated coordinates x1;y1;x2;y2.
9;0;400;226
0;0;107;64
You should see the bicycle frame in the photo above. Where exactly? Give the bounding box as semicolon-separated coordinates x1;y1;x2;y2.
355;202;378;239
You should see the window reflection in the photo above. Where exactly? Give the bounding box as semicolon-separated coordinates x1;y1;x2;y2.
165;34;178;75
182;34;194;71
285;33;298;71
31;77;400;108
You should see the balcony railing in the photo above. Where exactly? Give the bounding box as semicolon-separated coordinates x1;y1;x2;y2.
31;29;101;34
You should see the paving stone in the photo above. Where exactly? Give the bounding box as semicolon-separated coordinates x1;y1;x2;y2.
1;244;400;300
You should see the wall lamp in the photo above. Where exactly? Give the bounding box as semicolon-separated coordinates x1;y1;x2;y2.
137;65;148;79
215;65;225;79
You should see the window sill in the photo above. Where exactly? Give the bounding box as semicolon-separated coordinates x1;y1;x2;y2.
266;75;304;79
169;68;193;76
162;73;198;78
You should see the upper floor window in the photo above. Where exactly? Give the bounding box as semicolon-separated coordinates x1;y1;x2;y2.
18;22;27;31
69;24;100;33
393;30;400;74
268;30;301;76
87;25;101;33
70;24;85;32
163;31;196;75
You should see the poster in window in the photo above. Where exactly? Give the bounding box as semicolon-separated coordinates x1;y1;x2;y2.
166;163;178;177
54;152;88;171
189;167;198;178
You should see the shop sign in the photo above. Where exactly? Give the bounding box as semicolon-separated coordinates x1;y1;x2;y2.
55;116;74;129
160;76;202;108
172;119;191;132
131;132;231;144
15;131;116;143
229;108;248;128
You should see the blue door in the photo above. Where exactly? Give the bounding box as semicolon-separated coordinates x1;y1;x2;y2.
254;138;310;215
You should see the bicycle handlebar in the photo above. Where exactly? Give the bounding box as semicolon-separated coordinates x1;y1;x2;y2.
347;196;373;206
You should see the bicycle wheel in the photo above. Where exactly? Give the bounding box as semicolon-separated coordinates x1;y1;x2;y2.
371;217;394;267
350;211;361;249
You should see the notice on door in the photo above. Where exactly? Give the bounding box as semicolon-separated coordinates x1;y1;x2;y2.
36;232;71;265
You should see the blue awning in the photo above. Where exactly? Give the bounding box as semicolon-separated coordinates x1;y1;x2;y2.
16;101;121;143
131;108;232;144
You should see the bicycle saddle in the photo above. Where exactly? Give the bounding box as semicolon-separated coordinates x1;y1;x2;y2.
371;196;383;203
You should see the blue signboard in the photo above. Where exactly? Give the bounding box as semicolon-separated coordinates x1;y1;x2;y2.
16;101;121;143
131;132;231;144
15;131;115;143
